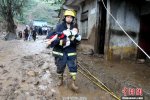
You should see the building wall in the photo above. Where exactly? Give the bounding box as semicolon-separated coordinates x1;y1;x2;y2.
65;0;142;60
77;0;98;51
141;2;150;15
106;0;140;60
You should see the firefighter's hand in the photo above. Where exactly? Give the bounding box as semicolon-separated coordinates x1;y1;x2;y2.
70;35;75;41
59;39;66;46
75;35;81;41
44;39;50;42
45;40;52;48
46;40;52;45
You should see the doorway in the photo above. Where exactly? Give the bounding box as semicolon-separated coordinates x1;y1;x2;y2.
97;0;107;54
138;14;150;59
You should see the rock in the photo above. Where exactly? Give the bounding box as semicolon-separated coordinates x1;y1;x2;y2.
2;70;8;74
41;62;49;70
27;70;36;77
25;92;29;95
0;87;2;91
7;77;12;80
137;59;145;64
34;81;40;86
51;89;56;93
21;79;26;83
41;72;50;80
29;92;34;96
14;90;20;94
0;64;5;68
46;70;50;74
41;50;51;54
82;49;94;55
38;61;45;67
14;78;19;82
11;58;18;61
41;89;56;99
38;85;47;90
23;55;33;61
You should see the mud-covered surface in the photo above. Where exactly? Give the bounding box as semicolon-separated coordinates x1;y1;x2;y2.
0;37;59;100
78;54;150;100
0;36;115;100
1;35;149;100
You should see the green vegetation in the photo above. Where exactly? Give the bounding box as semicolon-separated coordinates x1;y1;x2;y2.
16;0;63;26
0;0;28;36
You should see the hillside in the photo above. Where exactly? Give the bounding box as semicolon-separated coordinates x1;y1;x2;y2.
16;0;62;27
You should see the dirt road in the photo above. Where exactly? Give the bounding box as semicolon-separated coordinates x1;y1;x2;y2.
0;36;114;100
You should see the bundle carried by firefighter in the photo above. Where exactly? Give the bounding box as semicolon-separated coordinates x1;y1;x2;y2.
46;28;81;48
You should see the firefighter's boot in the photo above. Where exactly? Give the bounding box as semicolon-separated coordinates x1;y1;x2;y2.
70;73;78;91
57;74;63;86
71;79;79;91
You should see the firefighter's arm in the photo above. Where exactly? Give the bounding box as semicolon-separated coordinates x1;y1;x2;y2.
68;34;81;46
70;34;81;42
46;34;58;45
70;28;81;42
47;34;66;47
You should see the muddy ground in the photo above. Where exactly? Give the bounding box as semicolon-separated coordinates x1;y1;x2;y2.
0;32;149;100
0;36;115;100
78;52;150;100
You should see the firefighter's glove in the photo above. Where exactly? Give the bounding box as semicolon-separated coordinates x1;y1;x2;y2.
59;39;66;46
68;35;75;41
75;35;81;41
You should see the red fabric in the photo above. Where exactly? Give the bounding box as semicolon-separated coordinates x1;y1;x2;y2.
49;35;56;39
49;33;65;39
58;33;65;39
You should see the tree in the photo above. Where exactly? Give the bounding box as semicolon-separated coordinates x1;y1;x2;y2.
0;0;28;40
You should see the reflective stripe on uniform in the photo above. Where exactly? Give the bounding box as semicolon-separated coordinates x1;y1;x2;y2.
70;72;77;76
52;51;63;56
70;72;77;80
59;40;63;46
68;53;77;56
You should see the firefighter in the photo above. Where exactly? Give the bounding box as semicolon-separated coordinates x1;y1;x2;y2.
47;9;81;91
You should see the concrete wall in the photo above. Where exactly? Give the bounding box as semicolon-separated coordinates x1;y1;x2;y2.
77;0;98;51
106;0;140;60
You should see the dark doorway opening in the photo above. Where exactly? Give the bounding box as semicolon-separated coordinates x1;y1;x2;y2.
97;0;107;54
138;14;150;59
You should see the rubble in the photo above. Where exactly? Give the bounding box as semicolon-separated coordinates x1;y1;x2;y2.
27;70;36;77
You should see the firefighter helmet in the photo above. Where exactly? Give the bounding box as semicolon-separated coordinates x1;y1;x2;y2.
64;9;76;17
